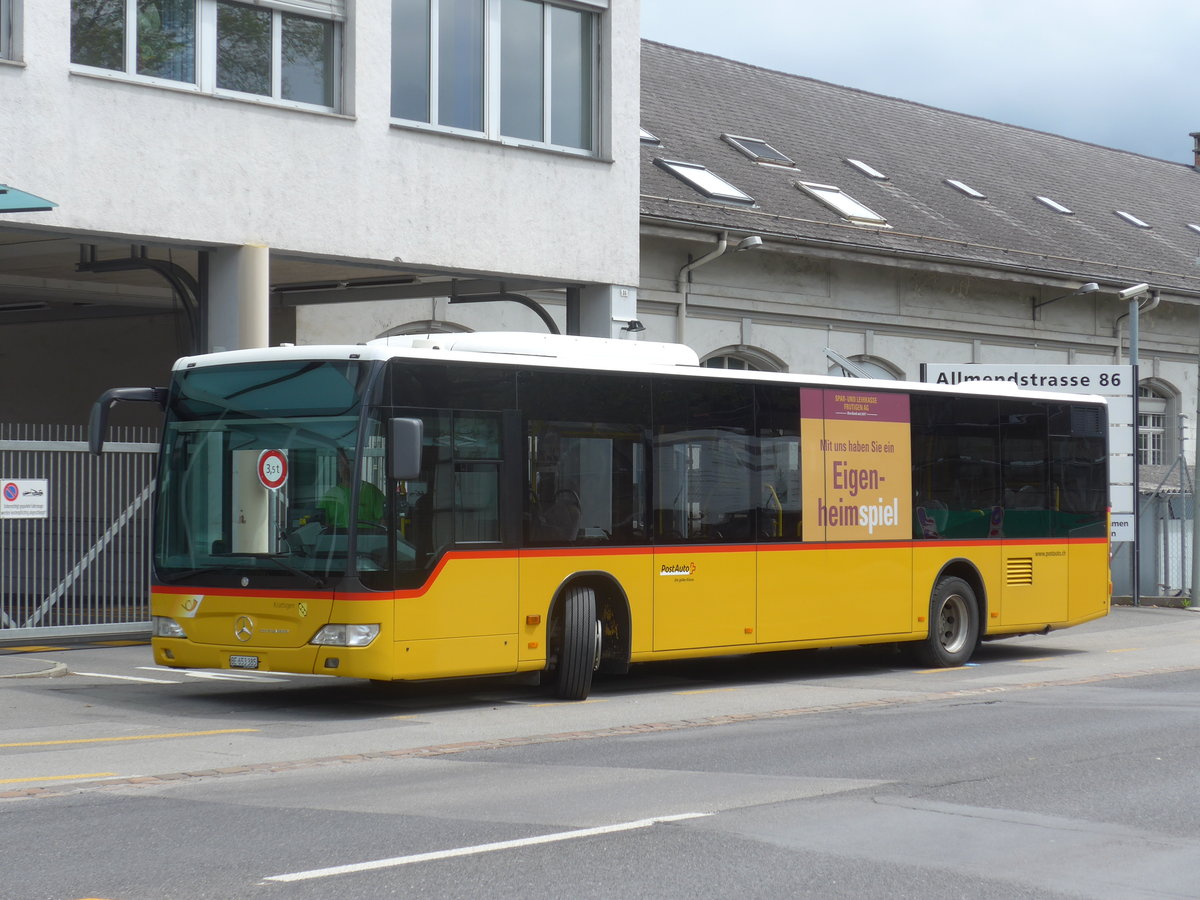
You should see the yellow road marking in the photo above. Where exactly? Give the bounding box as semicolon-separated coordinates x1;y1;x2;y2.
674;688;739;695
1107;648;1143;653
0;773;117;785
0;645;68;653
529;698;610;707
0;729;258;749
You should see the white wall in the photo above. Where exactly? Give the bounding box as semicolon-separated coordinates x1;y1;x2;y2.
1;2;640;287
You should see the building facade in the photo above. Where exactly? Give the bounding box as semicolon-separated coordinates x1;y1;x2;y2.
0;0;641;424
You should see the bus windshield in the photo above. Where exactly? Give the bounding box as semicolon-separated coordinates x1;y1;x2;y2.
155;359;386;584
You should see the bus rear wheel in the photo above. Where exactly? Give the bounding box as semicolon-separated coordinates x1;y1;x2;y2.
552;584;601;700
913;576;979;668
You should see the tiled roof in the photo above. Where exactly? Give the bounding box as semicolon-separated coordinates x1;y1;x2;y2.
641;41;1200;294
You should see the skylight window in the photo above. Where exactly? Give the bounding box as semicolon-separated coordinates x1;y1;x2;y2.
845;158;888;180
1035;195;1073;214
640;127;661;145
797;182;889;226
945;179;986;199
654;159;755;205
721;134;795;167
1115;210;1151;228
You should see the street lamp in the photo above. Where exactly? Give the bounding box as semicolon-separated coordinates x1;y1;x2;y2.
1117;283;1152;606
1031;282;1099;320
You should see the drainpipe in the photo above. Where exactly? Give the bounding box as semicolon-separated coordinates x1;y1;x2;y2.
675;233;730;343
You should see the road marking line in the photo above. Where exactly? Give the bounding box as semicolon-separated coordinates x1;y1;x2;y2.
528;698;610;707
0;773;118;785
73;672;181;684
674;688;738;695
264;813;711;883
0;729;258;749
1108;648;1143;653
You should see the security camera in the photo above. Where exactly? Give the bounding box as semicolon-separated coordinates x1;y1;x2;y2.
1117;283;1150;300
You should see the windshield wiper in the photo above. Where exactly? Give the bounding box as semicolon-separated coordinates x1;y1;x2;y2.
212;552;327;588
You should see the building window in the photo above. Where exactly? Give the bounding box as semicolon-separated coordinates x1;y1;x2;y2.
797;182;889;227
701;348;783;373
391;0;600;153
1;0;17;60
70;0;343;110
1138;383;1172;467
653;158;754;205
826;355;901;380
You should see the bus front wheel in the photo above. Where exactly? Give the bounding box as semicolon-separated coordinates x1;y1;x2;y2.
552;584;601;700
913;576;979;668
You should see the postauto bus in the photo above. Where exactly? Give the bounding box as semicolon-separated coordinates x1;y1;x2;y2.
90;332;1110;699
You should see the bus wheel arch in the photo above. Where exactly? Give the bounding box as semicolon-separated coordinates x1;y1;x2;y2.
912;561;985;667
546;573;631;699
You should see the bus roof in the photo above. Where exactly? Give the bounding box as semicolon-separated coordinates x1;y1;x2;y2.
172;332;1107;406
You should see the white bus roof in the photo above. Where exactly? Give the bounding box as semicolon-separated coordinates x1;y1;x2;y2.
172;332;1106;406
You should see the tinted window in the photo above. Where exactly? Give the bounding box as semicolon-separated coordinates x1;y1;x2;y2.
520;370;650;546
757;385;802;540
653;378;755;543
911;395;1001;539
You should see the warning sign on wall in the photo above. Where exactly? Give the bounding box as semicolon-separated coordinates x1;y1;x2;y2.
1;479;49;519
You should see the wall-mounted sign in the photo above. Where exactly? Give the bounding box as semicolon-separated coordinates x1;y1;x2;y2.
1;479;49;519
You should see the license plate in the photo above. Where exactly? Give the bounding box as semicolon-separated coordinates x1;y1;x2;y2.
229;655;260;669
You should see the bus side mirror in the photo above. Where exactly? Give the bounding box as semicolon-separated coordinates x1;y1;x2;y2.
388;417;424;480
89;387;168;455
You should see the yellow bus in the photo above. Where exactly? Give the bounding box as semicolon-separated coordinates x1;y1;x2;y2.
91;331;1110;699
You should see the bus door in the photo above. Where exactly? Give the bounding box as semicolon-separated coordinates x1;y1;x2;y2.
999;402;1068;625
651;421;757;652
389;408;521;671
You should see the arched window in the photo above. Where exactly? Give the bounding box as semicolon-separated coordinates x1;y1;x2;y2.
1138;381;1178;467
701;347;785;373
825;355;903;380
377;321;470;339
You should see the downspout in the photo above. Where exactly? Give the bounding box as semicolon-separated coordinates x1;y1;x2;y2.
675;232;730;343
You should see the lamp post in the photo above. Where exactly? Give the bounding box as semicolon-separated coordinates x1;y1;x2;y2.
1117;283;1152;605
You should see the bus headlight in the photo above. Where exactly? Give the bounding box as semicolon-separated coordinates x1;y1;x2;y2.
152;616;187;638
310;624;380;647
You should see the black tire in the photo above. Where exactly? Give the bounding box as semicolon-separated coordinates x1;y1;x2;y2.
552;584;600;700
912;576;979;668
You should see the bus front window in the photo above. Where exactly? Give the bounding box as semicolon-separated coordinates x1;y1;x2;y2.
155;359;381;584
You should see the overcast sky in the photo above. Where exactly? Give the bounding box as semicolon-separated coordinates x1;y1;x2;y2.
641;0;1198;165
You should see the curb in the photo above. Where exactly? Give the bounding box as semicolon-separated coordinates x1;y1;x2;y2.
0;659;69;680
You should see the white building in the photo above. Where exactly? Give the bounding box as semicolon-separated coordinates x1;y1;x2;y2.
0;0;641;424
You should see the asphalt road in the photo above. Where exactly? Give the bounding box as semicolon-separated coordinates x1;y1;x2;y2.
2;606;1199;899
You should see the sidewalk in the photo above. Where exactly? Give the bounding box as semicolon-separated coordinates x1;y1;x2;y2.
0;655;68;679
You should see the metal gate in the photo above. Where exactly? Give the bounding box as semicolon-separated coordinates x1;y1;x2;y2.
1;423;158;641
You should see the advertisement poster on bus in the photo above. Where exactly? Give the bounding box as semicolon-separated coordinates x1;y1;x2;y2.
801;389;911;542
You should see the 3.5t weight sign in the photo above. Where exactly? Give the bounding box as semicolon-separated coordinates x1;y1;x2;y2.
257;449;288;490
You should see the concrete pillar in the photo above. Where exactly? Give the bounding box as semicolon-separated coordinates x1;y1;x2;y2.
206;244;270;352
577;284;639;339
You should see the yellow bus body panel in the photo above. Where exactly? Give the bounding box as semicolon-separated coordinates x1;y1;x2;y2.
759;544;913;643
653;547;756;650
151;537;1108;682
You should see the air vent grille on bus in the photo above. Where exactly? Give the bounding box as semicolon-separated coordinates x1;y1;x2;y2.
1006;558;1034;585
